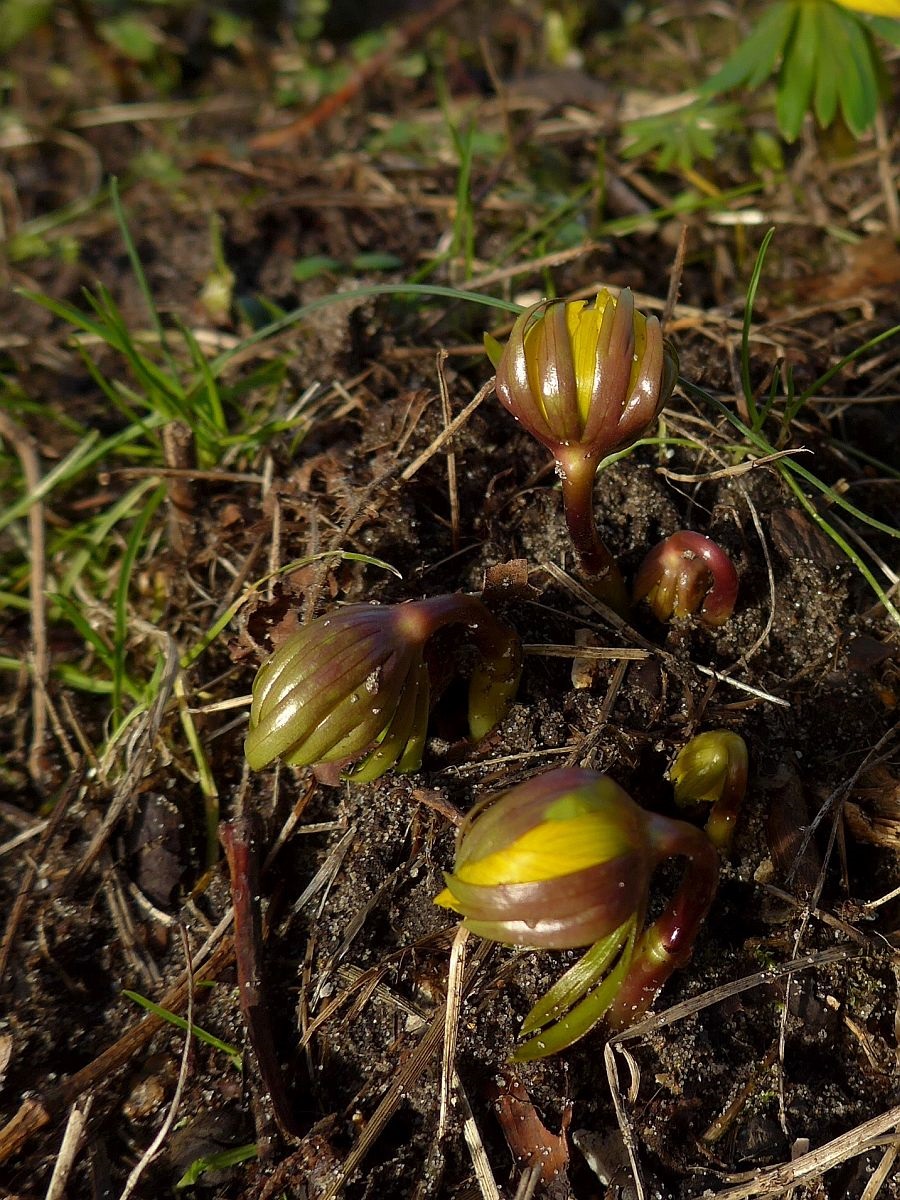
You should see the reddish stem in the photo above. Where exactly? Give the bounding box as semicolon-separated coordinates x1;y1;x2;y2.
559;462;629;615
605;815;719;1028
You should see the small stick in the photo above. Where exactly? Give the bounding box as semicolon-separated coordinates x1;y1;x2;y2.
663;225;688;327
44;1095;94;1200
160;420;196;556
251;0;467;151
221;817;302;1139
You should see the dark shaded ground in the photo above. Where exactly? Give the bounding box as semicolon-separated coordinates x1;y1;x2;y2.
1;3;899;1198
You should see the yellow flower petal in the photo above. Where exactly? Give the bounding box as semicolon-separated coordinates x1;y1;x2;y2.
834;0;899;15
452;810;631;887
565;291;613;424
433;885;459;911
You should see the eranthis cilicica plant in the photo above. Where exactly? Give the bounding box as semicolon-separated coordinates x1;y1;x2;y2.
486;288;678;615
633;530;739;627
245;594;521;782
434;767;719;1059
670;729;749;852
701;0;900;142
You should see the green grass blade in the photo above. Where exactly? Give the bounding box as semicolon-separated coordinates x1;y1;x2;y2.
206;284;523;378
111;177;181;380
683;380;899;538
176;1144;258;1188
795;324;900;405
741;227;776;427
180;549;402;670
0;431;100;534
122;989;243;1069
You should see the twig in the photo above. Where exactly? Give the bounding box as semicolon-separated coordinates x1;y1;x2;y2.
873;109;900;239
251;0;468;150
221;816;302;1139
860;1139;900;1200
706;1104;900;1199
663;225;688;327
117;926;194;1200
0;412;50;788
436;350;461;553
401;378;493;481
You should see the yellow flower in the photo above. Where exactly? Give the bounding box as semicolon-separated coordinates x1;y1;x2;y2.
488;288;678;464
485;288;678;612
435;767;720;1059
834;0;900;16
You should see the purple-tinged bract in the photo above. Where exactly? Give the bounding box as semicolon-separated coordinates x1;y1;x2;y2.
633;530;738;627
245;594;521;782
486;289;678;612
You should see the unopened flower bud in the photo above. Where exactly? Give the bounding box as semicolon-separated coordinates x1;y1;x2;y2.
670;729;748;851
633;530;738;627
435;767;719;1058
486;289;678;613
245;594;521;781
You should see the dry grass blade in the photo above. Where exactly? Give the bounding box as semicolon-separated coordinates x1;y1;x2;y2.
401;378;493;481
708;1104;900;1199
439;924;469;1139
0;767;84;988
44;1094;94;1200
0;411;49;787
319;940;493;1200
116;925;194;1200
605;943;878;1200
0;918;233;1166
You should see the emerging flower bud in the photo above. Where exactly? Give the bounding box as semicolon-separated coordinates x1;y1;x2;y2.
670;729;748;851
633;530;738;627
245;594;521;782
435;767;719;1059
486;289;678;613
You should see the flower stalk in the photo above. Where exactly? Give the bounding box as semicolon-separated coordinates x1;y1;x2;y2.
434;767;719;1059
488;288;678;614
245;594;521;781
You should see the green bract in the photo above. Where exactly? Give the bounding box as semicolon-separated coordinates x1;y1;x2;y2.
671;730;749;851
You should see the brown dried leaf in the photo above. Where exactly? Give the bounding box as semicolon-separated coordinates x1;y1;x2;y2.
489;1067;570;1186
